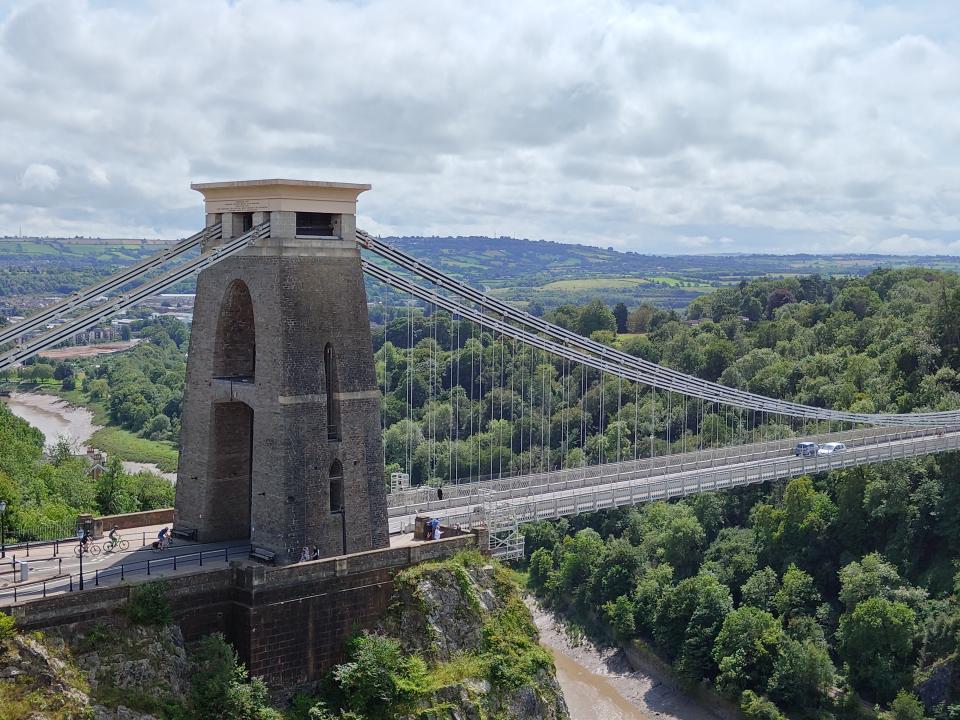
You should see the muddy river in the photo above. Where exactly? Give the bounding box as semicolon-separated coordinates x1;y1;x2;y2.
529;599;722;720
2;392;176;483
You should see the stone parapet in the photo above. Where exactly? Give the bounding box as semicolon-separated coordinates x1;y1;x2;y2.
4;532;481;690
97;508;174;530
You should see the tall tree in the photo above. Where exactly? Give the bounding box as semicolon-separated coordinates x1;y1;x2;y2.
613;302;628;333
838;597;916;701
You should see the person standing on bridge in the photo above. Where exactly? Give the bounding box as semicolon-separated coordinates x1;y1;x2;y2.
437;486;443;501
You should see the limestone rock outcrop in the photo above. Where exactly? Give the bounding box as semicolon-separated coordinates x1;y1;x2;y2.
0;618;191;720
0;632;91;717
381;556;571;720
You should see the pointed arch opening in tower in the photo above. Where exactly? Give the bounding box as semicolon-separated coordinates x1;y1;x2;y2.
214;279;256;380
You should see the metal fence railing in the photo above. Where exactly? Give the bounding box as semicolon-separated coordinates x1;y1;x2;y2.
390;426;958;517
5;518;76;544
0;544;251;606
431;429;960;530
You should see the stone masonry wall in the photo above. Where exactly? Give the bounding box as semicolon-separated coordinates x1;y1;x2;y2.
175;214;388;563
98;508;174;530
6;533;481;689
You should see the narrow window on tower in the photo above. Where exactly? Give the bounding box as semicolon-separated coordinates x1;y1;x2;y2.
329;460;344;513
324;343;341;440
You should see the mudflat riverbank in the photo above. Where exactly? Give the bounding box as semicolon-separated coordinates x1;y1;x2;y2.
2;391;176;483
528;598;723;720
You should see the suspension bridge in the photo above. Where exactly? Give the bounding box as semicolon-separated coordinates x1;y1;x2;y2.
2;179;957;565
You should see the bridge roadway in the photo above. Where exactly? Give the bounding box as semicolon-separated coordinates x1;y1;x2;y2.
4;427;959;605
0;525;249;607
388;426;960;533
0;527;429;607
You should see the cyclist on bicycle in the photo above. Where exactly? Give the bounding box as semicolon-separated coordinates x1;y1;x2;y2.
157;527;170;550
108;525;120;548
81;528;91;550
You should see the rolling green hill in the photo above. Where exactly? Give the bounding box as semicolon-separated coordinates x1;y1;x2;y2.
5;234;960;311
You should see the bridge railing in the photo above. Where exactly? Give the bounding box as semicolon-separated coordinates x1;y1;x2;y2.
390;425;954;517
429;428;960;529
0;544;251;606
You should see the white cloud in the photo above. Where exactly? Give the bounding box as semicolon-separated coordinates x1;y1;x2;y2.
87;165;109;187
19;163;60;191
0;0;958;254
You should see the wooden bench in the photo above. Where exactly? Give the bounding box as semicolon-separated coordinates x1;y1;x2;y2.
249;547;276;564
172;527;198;541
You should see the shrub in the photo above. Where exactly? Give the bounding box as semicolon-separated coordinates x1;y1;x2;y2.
330;632;429;719
123;580;171;626
603;595;637;640
528;547;554;588
0;612;16;643
191;633;281;720
890;691;925;720
741;690;786;720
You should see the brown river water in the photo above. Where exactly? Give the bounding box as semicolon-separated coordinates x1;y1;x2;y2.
529;599;722;720
1;391;176;483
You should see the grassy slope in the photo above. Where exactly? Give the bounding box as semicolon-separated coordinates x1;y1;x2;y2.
541;277;650;290
88;427;178;473
75;394;180;473
17;381;180;473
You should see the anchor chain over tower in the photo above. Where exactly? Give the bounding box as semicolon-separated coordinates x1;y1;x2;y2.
174;179;389;563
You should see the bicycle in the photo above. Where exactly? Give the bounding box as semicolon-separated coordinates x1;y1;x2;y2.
103;538;130;553
74;542;101;557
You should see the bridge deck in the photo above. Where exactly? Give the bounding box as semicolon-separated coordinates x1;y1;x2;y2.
5;427;959;606
391;426;960;532
0;526;431;607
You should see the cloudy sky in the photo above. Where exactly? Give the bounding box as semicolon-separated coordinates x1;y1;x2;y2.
1;0;959;254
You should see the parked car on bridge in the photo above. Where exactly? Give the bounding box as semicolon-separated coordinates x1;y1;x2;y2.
818;442;846;454
794;441;819;457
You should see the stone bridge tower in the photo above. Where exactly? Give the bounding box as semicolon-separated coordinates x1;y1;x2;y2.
174;179;389;564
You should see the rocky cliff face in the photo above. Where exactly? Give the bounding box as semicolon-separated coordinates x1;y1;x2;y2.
65;621;192;719
1;619;192;720
380;555;571;720
0;631;92;718
1;552;569;720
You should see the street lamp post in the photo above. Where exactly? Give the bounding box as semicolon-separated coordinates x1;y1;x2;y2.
0;500;6;559
77;529;84;590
